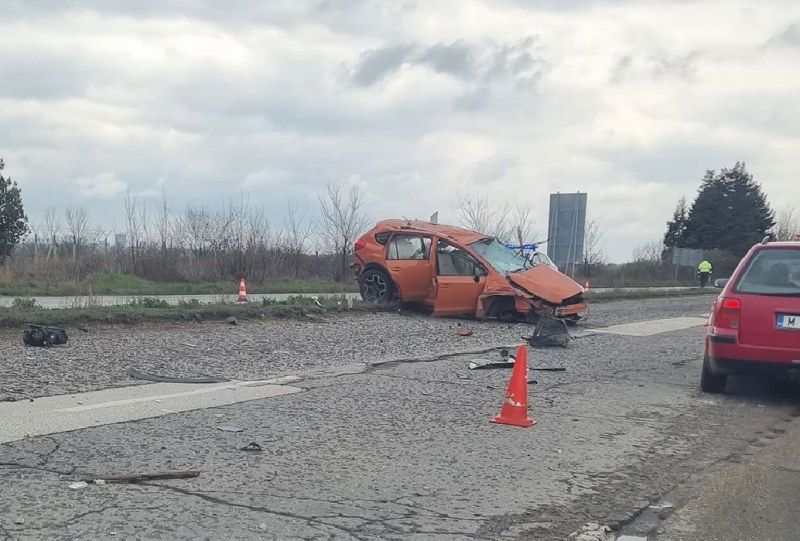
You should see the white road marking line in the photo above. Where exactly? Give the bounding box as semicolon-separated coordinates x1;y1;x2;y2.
592;317;708;337
0;380;303;444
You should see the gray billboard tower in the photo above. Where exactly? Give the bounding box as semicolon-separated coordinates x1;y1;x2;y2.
547;192;587;273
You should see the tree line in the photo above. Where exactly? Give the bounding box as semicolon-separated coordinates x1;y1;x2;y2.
1;160;368;284
2;156;797;286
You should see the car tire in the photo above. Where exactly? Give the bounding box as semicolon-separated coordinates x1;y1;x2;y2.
359;269;393;304
700;356;727;394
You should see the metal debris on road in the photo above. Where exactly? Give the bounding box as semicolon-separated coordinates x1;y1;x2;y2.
240;442;263;452
218;425;244;433
125;366;229;384
22;325;69;347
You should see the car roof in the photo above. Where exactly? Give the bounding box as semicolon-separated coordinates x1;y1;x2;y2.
756;241;800;249
373;220;489;244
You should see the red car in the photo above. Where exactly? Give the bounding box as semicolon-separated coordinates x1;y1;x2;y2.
352;219;588;322
702;239;800;393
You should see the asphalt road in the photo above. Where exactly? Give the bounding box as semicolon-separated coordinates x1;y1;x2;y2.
2;294;799;540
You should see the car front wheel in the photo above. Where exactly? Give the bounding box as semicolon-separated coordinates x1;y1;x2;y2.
359;269;393;304
700;356;727;394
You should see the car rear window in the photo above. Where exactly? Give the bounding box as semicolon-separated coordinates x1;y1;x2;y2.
734;248;800;296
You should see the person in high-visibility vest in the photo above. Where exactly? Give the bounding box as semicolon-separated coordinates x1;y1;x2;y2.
697;259;712;288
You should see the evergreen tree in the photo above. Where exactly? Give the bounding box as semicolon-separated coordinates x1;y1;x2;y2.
0;159;29;262
681;162;774;257
662;196;688;260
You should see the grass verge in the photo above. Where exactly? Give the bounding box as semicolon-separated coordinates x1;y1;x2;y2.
0;288;716;329
585;288;717;302
0;273;358;297
0;296;366;328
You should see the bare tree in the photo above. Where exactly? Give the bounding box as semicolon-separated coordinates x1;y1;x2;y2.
155;187;172;263
452;189;511;240
774;206;800;241
45;208;60;259
509;203;536;247
318;182;368;281
285;200;314;279
123;191;142;272
65;208;92;281
582;214;606;276
633;240;664;264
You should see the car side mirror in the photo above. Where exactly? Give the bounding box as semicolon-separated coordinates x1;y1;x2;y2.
714;278;729;288
474;266;486;282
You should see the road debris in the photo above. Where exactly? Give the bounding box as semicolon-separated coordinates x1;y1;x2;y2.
126;366;229;384
468;350;566;372
568;522;614;541
218;425;244;433
83;470;200;484
525;315;571;348
14;518;25;525
240;442;263;452
225;316;238;325
22;325;68;347
456;328;474;337
69;481;89;489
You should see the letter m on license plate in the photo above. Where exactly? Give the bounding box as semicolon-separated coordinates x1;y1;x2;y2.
777;314;800;330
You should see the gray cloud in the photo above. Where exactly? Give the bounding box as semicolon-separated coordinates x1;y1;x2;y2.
349;45;416;87
611;50;699;82
345;37;546;106
417;41;476;80
768;22;800;47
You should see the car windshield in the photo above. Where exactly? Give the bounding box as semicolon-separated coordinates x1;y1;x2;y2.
734;248;800;296
469;238;531;274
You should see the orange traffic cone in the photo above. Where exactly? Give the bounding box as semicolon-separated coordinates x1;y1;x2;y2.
490;344;537;428
238;277;248;302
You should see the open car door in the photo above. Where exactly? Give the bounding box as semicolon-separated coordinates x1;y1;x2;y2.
432;240;487;316
384;234;433;302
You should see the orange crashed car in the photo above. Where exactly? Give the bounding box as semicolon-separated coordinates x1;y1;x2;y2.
352;220;588;323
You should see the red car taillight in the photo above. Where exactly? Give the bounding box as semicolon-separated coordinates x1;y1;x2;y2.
354;239;366;251
716;297;741;329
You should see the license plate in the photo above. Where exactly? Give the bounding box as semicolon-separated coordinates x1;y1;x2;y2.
777;314;800;330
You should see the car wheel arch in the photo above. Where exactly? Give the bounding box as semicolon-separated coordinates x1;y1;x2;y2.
360;263;401;299
482;295;517;318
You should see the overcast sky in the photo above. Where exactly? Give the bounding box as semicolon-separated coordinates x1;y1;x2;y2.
2;0;799;262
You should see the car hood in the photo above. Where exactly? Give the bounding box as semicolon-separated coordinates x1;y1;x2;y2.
507;265;584;303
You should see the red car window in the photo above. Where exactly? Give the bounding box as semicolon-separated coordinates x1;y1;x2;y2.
734;248;800;296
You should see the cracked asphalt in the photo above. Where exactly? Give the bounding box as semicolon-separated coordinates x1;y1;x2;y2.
3;294;800;540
